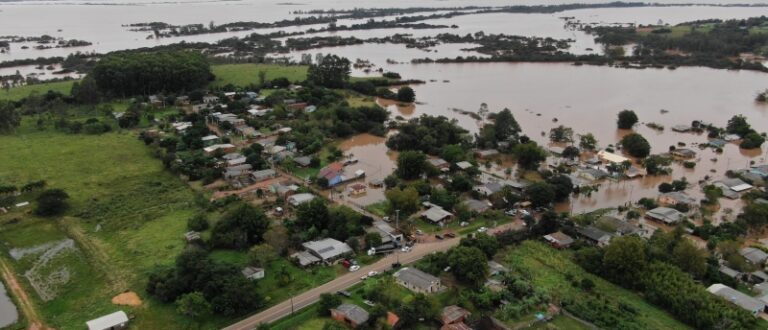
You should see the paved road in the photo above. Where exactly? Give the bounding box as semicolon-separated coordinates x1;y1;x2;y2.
223;237;460;330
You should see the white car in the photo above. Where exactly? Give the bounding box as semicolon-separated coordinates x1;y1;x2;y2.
401;246;411;253
368;270;379;277
349;265;360;272
477;227;488;233
360;275;368;280
520;209;531;217
504;209;517;216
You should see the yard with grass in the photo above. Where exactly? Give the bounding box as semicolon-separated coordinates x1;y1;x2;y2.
0;80;76;101
0;120;213;329
211;63;308;87
502;241;689;330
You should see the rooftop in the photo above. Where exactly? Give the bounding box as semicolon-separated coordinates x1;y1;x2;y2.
422;205;453;222
303;238;352;261
334;303;370;325
394;267;441;290
707;283;765;314
646;207;684;224
86;311;129;330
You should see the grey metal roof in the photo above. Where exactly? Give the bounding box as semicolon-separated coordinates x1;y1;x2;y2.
394;267;440;291
335;303;370;325
707;284;766;314
646;207;684;224
576;226;612;242
421;206;453;222
303;238;352;261
740;247;768;265
291;250;320;266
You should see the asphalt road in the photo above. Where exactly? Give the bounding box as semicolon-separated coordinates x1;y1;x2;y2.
222;237;460;330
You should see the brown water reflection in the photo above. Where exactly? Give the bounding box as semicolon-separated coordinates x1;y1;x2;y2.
337;133;398;206
390;62;768;216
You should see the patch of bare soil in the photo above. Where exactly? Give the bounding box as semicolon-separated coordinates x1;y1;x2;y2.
111;291;142;306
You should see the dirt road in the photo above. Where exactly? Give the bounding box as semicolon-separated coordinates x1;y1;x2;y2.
223;237;460;330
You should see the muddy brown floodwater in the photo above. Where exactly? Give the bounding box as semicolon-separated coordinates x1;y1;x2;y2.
374;62;768;217
337;133;398;207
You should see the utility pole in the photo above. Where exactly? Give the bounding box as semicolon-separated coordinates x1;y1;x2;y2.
290;295;295;315
396;209;400;264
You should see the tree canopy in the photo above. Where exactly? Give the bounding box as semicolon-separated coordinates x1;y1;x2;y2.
620;133;651;158
307;54;351;88
617;110;638;129
91;50;212;96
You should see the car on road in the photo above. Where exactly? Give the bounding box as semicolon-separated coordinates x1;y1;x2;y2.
477;227;488;233
415;229;424;236
360;275;368;280
445;232;456;238
382;216;390;222
401;246;411;252
435;234;444;240
349;265;360;272
368;270;378;277
337;290;352;297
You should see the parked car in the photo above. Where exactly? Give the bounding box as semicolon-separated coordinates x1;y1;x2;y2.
460;221;469;227
505;209;517;216
401;246;411;252
337;290;352;298
363;300;375;307
360;275;368;280
349;265;360;272
445;232;456;238
368;271;378;277
416;229;424;236
435;234;444;240
477;227;488;233
382;216;390;222
520;209;531;217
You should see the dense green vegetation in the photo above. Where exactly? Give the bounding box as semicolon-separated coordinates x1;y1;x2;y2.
92;51;212;96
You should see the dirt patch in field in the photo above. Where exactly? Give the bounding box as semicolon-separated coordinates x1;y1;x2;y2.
111;291;142;306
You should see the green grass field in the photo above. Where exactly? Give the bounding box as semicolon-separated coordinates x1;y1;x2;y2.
0;80;76;101
503;241;689;330
0;119;210;329
211;64;308;87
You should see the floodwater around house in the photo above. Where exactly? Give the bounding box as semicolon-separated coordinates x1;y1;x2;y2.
337;133;398;207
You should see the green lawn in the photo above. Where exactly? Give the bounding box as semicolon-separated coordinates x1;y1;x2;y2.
529;314;593;330
0;120;210;329
0;80;76;101
211;64;308;87
503;241;689;330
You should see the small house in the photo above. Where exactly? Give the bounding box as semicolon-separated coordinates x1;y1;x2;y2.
393;267;444;294
455;161;474;171
717;178;753;193
331;303;370;328
224;164;253;180
428;158;450;171
658;191;697;206
475;149;500;158
242;266;265;280
707;284;766;316
201;135;220;146
293;156;313;167
740;247;768;266
671;148;696;158
441;305;471;325
708;139;727;149
86;311;129;330
288;193;315;206
421;205;453;225
597;150;629;164
251;169;277;183
293;238;352;266
576;226;612;247
474;182;503;197
543;231;574;249
203;144;236;156
645;207;685;225
348;183;367;195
